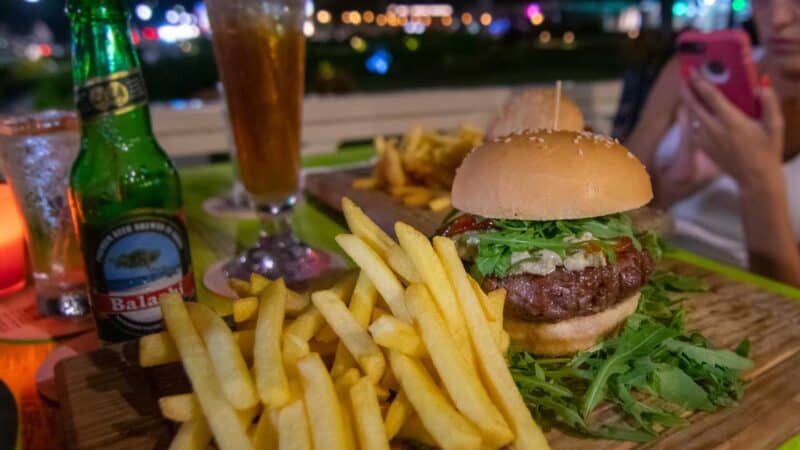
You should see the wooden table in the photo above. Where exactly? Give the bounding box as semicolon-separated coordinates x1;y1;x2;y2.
4;159;800;450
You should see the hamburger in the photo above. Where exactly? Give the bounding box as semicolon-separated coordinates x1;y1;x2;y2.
444;129;657;356
487;88;585;140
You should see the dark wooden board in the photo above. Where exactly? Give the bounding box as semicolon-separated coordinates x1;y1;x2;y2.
56;259;800;450
305;168;450;237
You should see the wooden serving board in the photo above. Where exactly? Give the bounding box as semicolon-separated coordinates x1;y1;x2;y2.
55;259;800;450
305;168;450;237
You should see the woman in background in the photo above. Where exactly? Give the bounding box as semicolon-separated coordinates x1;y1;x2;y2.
626;0;800;286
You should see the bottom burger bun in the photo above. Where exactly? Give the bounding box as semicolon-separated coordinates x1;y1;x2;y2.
503;292;640;356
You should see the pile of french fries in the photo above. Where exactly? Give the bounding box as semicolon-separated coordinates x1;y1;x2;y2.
353;125;483;211
139;197;549;450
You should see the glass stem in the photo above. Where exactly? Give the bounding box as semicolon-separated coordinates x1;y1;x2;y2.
254;196;297;236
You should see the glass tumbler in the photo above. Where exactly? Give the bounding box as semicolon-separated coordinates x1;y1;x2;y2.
0;111;89;317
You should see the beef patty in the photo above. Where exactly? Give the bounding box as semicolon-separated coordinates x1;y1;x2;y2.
483;249;654;322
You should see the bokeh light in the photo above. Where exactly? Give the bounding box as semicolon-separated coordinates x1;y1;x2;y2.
316;10;331;24
366;49;392;75
135;4;153;21
349;35;367;53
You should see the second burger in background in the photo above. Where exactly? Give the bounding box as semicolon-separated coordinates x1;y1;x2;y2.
486;88;585;140
443;128;659;356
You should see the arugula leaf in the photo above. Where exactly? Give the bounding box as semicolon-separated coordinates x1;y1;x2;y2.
509;271;752;441
651;365;714;411
665;340;754;370
581;323;679;417
459;212;660;278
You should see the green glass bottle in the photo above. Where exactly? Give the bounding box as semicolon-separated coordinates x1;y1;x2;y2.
67;0;195;343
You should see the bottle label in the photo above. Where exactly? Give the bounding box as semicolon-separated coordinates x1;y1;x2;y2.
84;214;195;341
76;69;148;120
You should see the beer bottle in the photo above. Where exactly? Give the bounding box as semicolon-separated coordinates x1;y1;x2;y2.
67;0;195;342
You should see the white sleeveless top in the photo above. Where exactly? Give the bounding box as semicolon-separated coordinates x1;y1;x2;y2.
655;124;800;267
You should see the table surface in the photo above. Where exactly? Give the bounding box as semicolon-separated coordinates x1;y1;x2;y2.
4;151;800;450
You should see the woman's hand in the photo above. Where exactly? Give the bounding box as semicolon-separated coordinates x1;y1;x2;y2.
682;71;784;192
683;70;800;286
653;106;721;207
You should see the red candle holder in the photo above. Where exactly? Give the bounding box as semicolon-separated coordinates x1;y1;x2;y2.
0;183;27;296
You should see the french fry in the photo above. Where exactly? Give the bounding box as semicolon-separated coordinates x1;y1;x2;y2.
332;368;359;450
371;306;391;323
386;246;421;285
139;330;179;367
384;390;412;440
158;294;252;450
278;399;312;450
434;237;550;450
329;270;359;301
168;418;211;450
252;408;279;450
395;414;437;448
229;278;251;298
314;325;339;343
186;302;258;410
405;284;513;447
249;273;271;295
368;315;426;358
485;287;508;353
388;351;482;450
140;329;255;368
383;145;406;187
401;190;434;207
311;290;386;383
284;308;326;341
286;290;311;317
282;333;311;377
498;329;511;356
159;393;200;422
335;234;411;322
349;377;390;450
334;367;361;391
428;195;451;212
309;339;338;356
233;297;259;323
254;279;290;408
314;273;359;343
487;288;507;321
332;271;378;378
341;197;420;284
352;177;380;190
297;353;351;450
468;277;497;322
395;222;474;367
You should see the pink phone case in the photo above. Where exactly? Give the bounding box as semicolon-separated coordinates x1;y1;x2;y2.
678;30;761;118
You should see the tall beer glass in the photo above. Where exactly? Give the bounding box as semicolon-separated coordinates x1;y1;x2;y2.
205;0;334;286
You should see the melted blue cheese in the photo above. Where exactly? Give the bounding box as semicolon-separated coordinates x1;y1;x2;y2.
510;249;606;276
509;232;606;276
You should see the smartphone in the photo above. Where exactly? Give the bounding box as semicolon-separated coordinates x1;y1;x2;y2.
677;29;761;118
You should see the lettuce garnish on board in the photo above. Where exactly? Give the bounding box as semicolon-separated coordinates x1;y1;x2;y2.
508;271;752;441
